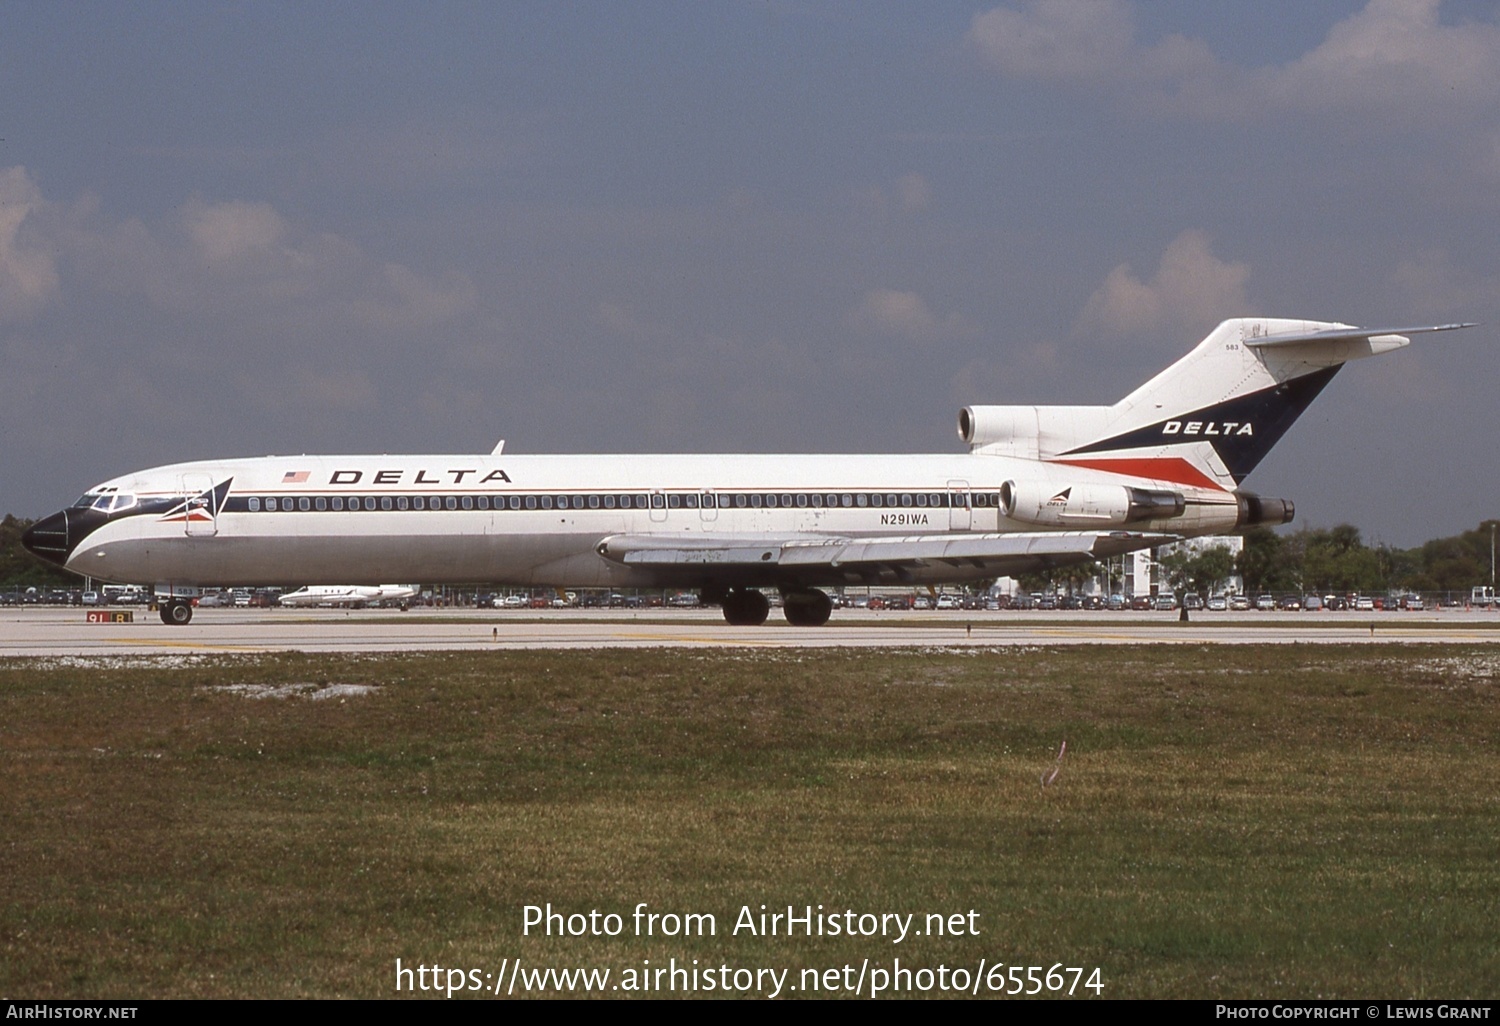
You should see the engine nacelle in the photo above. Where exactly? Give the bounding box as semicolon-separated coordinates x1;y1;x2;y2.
958;404;1113;457
999;480;1185;528
959;406;1037;448
1234;492;1295;528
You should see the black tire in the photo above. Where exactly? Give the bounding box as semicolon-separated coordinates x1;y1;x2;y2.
721;588;770;626
783;588;832;627
161;601;193;626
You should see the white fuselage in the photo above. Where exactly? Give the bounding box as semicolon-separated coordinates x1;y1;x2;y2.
61;451;1239;589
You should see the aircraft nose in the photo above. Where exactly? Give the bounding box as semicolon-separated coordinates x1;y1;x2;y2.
21;509;73;567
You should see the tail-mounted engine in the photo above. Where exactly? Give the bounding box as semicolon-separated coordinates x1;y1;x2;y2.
999;480;1185;528
958;404;1111;458
1234;492;1295;528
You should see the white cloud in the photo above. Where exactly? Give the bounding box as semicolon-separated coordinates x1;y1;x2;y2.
966;0;1226;110
851;172;933;218
1271;0;1500;116
0;167;61;322
54;183;477;332
967;0;1136;82
344;263;478;334
184;198;289;263
849;289;977;343
967;0;1500;123
1075;230;1250;339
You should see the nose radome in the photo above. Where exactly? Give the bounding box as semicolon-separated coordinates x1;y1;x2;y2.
21;509;72;567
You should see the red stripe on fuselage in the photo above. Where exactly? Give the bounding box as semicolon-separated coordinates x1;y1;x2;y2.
1050;457;1227;491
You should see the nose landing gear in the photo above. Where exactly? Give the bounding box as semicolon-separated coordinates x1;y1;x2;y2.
159;600;193;625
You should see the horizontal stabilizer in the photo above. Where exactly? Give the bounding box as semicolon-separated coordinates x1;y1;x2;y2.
1244;322;1475;349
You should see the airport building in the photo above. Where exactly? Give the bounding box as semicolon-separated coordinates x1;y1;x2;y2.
1124;535;1245;599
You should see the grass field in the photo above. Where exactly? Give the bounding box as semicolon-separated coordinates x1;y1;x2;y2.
2;645;1497;999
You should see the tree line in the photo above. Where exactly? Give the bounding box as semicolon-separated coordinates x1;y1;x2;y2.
1164;520;1498;599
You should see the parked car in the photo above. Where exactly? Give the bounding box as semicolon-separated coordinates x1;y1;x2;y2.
1230;595;1251;611
1206;594;1228;611
1255;594;1277;611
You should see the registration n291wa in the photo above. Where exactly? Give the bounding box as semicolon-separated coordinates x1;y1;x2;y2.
23;318;1470;626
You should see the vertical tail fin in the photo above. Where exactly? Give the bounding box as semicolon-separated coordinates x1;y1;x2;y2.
963;318;1471;490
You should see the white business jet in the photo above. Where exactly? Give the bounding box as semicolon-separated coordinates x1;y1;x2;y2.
276;584;418;609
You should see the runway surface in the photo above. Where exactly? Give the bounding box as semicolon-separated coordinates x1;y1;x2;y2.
3;606;1498;655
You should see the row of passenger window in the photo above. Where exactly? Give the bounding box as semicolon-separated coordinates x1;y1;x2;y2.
227;491;1003;513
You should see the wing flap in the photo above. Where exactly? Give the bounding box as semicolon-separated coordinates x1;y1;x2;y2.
597;530;1174;587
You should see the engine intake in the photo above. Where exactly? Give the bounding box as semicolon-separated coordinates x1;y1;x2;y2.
957;404;1112;457
999;480;1185;528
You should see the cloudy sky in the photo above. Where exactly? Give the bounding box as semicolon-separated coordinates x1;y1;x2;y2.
2;1;1495;546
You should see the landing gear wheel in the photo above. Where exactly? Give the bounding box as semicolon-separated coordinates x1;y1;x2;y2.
721;588;770;626
783;588;833;627
160;601;193;625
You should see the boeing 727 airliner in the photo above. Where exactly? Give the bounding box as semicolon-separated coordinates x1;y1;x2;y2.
22;318;1472;626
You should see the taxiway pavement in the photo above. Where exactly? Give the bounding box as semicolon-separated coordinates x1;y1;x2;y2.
2;607;1498;656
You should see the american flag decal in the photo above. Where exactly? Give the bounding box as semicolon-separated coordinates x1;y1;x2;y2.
282;471;309;483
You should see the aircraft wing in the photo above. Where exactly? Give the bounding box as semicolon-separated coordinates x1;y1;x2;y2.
596;530;1174;588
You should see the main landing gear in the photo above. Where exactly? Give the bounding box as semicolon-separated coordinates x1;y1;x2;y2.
782;588;833;627
720;588;771;626
158;600;193;625
708;587;833;627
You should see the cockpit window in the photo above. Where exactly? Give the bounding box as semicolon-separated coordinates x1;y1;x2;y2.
78;492;136;513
